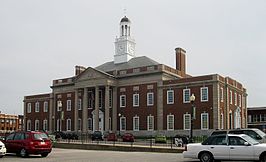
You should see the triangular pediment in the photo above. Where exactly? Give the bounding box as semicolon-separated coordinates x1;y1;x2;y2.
75;67;114;82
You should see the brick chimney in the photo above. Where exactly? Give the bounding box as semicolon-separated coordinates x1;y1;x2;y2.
75;65;86;76
175;47;186;77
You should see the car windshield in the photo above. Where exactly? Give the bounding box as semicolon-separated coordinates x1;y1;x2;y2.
242;135;260;145
254;129;266;138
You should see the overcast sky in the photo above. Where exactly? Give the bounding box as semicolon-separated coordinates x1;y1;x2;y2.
0;0;265;115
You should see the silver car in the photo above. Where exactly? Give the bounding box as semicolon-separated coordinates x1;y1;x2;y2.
183;134;266;162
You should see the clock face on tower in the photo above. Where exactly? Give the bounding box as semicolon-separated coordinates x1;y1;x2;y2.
118;45;124;52
128;44;134;53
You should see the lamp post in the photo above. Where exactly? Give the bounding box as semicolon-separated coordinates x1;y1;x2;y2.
189;94;196;143
118;113;121;137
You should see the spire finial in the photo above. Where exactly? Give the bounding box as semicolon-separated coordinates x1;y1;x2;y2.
123;8;127;16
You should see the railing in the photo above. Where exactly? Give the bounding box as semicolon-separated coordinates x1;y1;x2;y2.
51;133;207;149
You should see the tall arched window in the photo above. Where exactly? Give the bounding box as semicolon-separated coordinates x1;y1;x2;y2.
234;107;241;128
27;120;31;131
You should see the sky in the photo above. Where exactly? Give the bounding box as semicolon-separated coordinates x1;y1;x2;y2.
0;0;265;115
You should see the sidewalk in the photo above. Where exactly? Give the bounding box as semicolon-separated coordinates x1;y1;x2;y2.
54;141;185;153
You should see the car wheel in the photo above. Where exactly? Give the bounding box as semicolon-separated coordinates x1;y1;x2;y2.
41;153;49;157
20;148;28;158
0;155;3;158
200;152;213;162
260;154;266;162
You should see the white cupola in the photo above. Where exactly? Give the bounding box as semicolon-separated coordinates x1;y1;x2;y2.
114;16;136;64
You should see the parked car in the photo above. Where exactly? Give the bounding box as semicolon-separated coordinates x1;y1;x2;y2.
3;131;52;157
65;132;79;140
183;133;266;162
211;128;266;143
91;131;103;141
106;133;117;141
53;131;67;139
122;133;134;142
155;135;167;143
0;140;6;158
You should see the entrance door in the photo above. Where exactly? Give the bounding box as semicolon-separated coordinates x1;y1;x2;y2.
92;110;104;132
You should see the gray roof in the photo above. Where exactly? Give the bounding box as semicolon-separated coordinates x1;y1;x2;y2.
95;56;160;72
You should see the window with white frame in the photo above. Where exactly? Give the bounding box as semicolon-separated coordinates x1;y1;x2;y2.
167;90;174;104
220;113;224;129
78;99;82;110
234;92;237;106
43;101;48;112
67;100;71;111
35;120;39;131
57;100;62;111
183;114;191;130
133;116;139;131
88;118;92;130
27;120;31;131
167;115;174;130
230;90;233;104
66;119;71;131
43;119;48;131
147;92;154;106
120;95;126;107
201;87;208;102
78;118;81;131
133;94;139;107
35;102;39;112
239;94;242;107
147;115;154;131
183;89;190;103
27;103;31;113
201;113;209;130
120;117;126;131
220;87;224;102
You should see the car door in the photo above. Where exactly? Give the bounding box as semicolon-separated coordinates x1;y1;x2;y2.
208;135;230;160
12;132;25;153
4;133;15;153
229;136;255;160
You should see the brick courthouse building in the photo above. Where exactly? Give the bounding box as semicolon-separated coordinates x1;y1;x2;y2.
23;16;247;136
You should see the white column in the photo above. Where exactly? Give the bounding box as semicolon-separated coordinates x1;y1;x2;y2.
82;88;88;132
74;89;79;132
95;86;99;131
48;94;53;132
104;85;110;131
112;87;117;132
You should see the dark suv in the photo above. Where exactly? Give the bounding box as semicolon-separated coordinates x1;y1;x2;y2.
91;131;103;141
3;131;52;157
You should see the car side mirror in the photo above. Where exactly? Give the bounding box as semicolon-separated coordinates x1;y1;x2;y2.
244;142;250;146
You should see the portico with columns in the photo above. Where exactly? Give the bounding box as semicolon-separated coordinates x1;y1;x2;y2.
72;68;117;133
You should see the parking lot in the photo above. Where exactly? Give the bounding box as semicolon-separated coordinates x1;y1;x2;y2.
2;148;256;162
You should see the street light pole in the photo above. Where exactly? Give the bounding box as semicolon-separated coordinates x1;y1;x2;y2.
118;113;121;137
189;94;195;143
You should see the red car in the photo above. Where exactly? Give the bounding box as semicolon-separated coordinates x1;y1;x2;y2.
3;131;52;157
106;133;117;141
122;133;134;142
